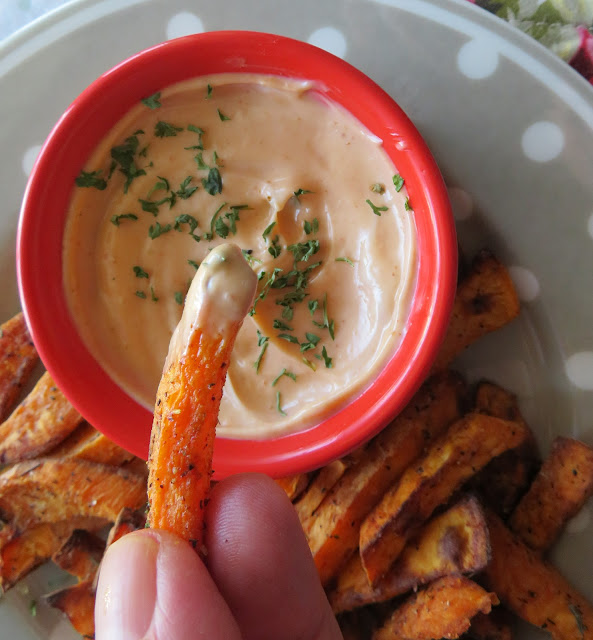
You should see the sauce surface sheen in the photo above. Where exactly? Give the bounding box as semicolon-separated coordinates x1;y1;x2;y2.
63;73;417;439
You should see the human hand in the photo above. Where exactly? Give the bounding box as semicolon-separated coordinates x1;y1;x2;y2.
95;473;343;640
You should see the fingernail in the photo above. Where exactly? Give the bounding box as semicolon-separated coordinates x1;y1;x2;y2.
95;532;158;640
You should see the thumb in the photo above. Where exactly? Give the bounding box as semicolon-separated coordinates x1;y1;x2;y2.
94;529;241;640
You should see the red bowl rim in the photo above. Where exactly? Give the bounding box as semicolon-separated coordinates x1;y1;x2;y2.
17;31;456;478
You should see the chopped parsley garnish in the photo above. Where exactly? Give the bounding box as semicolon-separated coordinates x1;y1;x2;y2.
148;221;172;239
302;357;317;371
176;176;198;199
174;291;184;305
174;214;200;239
278;333;300;344
366;199;388;216
300;332;321;353
194;152;210;170
242;249;262;266
312;293;335;340
321;345;333;368
154;121;183;137
133;266;149;278
308;300;318;315
204;202;227;240
138;196;174;215
110;132;146;193
185;125;205;150
188;259;200;270
202;167;223;195
404;197;413;211
150;286;159;302
293;188;313;199
303;218;319;235
206;84;213;99
273;319;293;331
336;256;354;266
371;183;384;194
110;213;138;226
141;92;162;109
253;331;269;373
276;391;287;416
392;173;405;192
268;236;282;259
135;290;147;299
262;221;276;240
138;145;149;158
75;169;107;190
148;176;170;196
217;108;231;121
272;368;297;386
29;600;37;617
287;240;319;263
249;268;282;316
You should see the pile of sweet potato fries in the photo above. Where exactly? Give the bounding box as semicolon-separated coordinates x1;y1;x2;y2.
1;249;592;639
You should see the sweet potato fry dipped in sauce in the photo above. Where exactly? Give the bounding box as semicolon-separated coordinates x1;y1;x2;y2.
147;243;257;549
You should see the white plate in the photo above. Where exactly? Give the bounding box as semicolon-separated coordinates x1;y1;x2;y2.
1;0;592;637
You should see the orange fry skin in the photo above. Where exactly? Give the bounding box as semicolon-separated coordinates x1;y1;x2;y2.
148;329;232;549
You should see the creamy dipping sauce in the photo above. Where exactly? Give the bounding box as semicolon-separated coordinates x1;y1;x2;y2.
63;73;417;439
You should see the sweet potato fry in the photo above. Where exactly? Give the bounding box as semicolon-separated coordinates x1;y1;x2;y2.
106;506;147;546
275;473;311;501
49;421;135;466
0;372;83;464
465;610;513;640
295;460;350;523
330;495;490;614
0;517;107;591
432;251;520;371
469;381;540;517
0;458;146;531
52;529;105;581
0;312;39;422
360;413;530;585
372;575;498;640
483;509;593;639
45;579;96;639
304;370;466;586
509;436;593;553
147;244;256;549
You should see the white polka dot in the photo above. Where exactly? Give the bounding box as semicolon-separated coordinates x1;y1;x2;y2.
22;144;42;176
508;266;540;302
566;351;593;390
566;505;591;534
457;38;499;79
166;12;204;40
308;27;347;59
588;213;593;239
521;121;565;162
447;186;473;221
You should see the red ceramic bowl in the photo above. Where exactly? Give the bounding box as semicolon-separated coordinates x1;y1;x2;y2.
17;31;456;478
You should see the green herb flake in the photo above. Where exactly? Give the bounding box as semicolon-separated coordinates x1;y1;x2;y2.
135;290;147;299
202;167;223;195
268;236;282;259
194;152;210;170
272;368;297;386
110;133;147;193
366;199;388;216
141;92;162;109
176;176;198;200
371;183;384;194
276;391;287;416
294;188;313;199
249;268;282;316
110;213;138;226
392;174;405;192
287;240;319;263
308;300;318;316
206;84;213;99
404;197;413;211
185;124;205;150
29;600;37;617
133;266;149;279
138;196;174;216
188;259;200;270
302;357;317;371
75;169;107;190
148;176;170;196
253;331;269;373
300;332;321;353
148;222;172;239
217;108;231;121
303;218;319;235
335;257;354;266
154;121;183;138
262;221;276;240
241;249;262;266
273;319;293;331
278;333;300;345
321;346;333;368
174;291;184;305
